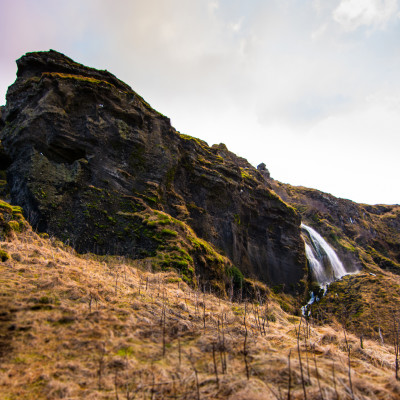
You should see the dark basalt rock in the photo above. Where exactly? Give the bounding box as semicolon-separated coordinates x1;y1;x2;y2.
257;162;271;181
0;50;307;292
0;106;5;130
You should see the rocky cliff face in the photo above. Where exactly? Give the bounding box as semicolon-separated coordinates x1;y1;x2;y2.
0;50;307;294
270;180;400;275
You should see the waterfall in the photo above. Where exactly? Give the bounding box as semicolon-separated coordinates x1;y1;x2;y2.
301;223;347;285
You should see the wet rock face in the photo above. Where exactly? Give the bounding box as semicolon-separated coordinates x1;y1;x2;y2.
0;50;307;291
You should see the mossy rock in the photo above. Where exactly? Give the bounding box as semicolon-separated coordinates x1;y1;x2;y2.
0;249;10;262
8;220;23;233
0;200;28;239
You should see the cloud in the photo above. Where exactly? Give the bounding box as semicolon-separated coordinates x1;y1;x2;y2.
333;0;399;31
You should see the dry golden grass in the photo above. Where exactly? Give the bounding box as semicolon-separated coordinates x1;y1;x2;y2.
0;228;399;399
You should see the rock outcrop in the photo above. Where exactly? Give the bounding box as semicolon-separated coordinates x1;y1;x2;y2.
0;50;307;294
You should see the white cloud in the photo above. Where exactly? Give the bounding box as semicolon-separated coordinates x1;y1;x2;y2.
333;0;399;31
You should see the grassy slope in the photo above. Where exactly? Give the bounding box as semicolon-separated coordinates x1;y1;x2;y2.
1;224;400;399
312;270;400;340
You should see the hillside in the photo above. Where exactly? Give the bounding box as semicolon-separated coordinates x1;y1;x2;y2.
1;206;400;399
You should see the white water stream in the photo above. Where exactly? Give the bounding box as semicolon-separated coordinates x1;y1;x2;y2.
301;223;347;285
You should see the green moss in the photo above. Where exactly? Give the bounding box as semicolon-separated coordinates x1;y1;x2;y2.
179;133;209;149
232;305;245;316
0;201;22;215
0;200;28;239
226;265;243;285
148;219;170;227
198;155;212;166
189;236;222;262
167;277;182;283
240;167;252;180
8;221;23;233
116;346;134;357
293;204;308;214
187;202;204;212
152;251;194;284
161;228;178;237
233;214;241;225
36;188;47;199
368;247;400;273
107;216;117;224
42;72;115;88
278;299;290;313
0;249;10;262
338;238;356;253
176;247;193;263
143;195;158;205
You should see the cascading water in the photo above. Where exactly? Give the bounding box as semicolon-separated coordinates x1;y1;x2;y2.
301;223;347;285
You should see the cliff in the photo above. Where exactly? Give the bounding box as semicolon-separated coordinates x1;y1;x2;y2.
0;50;307;295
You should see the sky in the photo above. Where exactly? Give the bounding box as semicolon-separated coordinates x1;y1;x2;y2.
1;0;400;205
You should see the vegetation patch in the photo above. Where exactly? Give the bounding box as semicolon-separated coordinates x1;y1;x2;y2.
0;249;10;262
0;200;28;240
41;72;115;88
160;228;178;237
